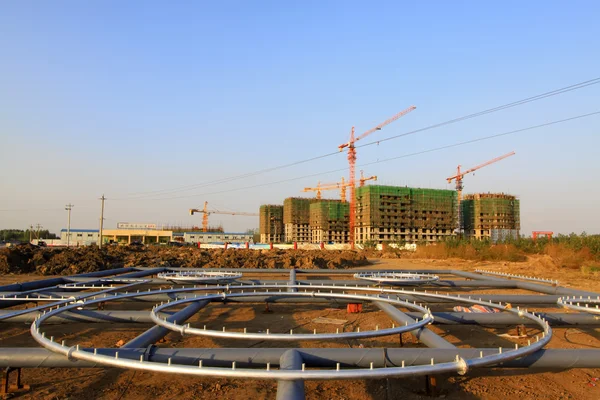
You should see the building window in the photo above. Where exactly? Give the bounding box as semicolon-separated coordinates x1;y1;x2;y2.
87;234;93;237
77;234;83;237
190;236;195;239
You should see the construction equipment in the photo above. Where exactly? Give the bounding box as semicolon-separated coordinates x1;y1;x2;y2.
303;178;348;202
446;151;516;233
359;170;377;187
338;106;416;245
189;202;258;232
304;171;378;203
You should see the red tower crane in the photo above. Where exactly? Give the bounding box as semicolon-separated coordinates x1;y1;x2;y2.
189;202;258;232
338;106;416;245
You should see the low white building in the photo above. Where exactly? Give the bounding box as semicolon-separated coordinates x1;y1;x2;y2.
60;229;99;246
183;231;253;244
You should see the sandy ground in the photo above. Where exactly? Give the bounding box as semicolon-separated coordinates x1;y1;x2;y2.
1;257;599;399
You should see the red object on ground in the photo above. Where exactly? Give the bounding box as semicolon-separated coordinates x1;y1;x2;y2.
270;242;273;250
320;242;325;250
197;242;201;249
294;242;298;250
245;242;249;249
224;243;228;250
532;231;553;241
347;303;362;313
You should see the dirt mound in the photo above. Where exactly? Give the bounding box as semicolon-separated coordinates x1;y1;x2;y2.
0;246;369;275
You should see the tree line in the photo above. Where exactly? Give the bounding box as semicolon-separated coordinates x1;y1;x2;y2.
0;229;58;242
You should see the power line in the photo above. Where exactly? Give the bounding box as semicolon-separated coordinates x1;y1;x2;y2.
114;151;342;200
119;110;599;201
357;77;600;149
113;77;600;200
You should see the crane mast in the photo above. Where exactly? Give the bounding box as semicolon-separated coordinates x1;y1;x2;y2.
338;106;416;245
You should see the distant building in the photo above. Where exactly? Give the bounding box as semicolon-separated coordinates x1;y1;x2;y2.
182;232;254;244
355;185;457;244
283;197;315;243
259;205;284;243
60;229;99;246
462;193;520;240
310;200;349;244
101;229;172;245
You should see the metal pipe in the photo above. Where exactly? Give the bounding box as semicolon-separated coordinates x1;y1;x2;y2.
404;311;600;326
375;302;456;349
115;267;166;278
0;278;66;294
0;310;173;324
12;290;569;305
122;300;209;348
136;267;460;275
0;281;148;321
1;310;598;326
277;350;305;400
29;284;550;379
73;267;138;278
151;292;433;341
451;270;599;297
1;348;599;369
289;269;297;293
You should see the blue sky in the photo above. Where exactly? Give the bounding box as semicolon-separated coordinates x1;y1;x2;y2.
1;1;599;235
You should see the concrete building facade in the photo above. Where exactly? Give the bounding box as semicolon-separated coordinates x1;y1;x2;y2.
259;205;284;243
355;185;457;244
309;200;350;244
462;193;520;240
283;197;314;243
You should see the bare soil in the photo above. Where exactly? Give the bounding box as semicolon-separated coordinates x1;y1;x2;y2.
0;245;368;275
0;254;599;399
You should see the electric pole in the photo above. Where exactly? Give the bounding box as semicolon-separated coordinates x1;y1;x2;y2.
99;195;105;248
29;225;33;243
35;224;42;240
65;204;74;247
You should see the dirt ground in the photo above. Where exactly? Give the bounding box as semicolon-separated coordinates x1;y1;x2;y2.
0;245;368;275
1;257;599;399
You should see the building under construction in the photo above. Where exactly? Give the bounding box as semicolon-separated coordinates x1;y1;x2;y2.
462;193;520;240
283;197;316;243
355;185;457;244
259;205;283;243
310;200;350;244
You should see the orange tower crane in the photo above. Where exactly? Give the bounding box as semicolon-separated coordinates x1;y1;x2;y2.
304;171;378;203
446;151;516;232
189;202;258;232
338;106;416;245
359;170;377;187
303;178;348;202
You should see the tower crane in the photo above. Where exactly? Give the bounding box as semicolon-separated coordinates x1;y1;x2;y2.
189;201;258;232
338;106;416;245
446;151;516;232
303;171;378;203
303;178;348;202
359;170;377;187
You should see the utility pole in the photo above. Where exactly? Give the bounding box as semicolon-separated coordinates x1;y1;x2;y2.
29;225;33;243
99;195;105;249
65;204;74;247
35;224;42;240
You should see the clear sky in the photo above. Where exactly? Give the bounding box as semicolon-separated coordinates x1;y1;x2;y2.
1;1;599;236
